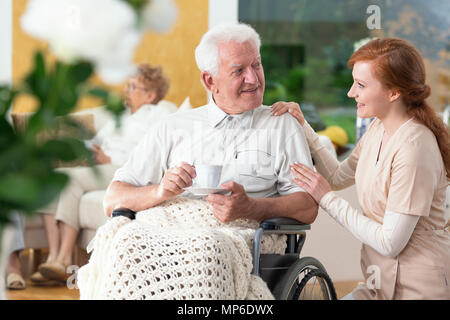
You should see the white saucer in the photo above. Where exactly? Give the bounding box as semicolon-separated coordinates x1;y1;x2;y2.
185;187;230;196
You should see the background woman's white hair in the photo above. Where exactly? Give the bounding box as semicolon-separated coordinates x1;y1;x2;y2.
195;22;261;76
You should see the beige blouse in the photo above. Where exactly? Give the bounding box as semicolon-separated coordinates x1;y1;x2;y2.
305;118;450;300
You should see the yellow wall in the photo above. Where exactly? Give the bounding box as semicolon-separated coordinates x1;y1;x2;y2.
12;0;208;113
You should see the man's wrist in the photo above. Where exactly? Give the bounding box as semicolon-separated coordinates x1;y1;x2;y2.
144;184;168;208
246;197;271;222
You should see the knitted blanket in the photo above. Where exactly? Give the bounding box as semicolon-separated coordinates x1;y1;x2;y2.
77;197;286;299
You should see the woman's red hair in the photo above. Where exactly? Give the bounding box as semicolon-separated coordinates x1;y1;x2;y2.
348;38;450;180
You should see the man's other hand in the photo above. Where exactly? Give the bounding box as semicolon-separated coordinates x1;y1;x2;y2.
206;181;255;222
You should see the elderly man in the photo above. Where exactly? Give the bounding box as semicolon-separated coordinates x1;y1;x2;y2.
104;23;317;225
35;64;176;284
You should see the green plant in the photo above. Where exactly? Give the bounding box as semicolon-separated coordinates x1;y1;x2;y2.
0;51;125;227
0;0;178;228
319;110;356;144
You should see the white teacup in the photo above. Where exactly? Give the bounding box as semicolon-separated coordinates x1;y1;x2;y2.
194;164;223;188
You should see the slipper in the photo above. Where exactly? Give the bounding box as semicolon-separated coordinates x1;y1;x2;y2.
30;271;65;287
6;273;26;290
39;261;69;282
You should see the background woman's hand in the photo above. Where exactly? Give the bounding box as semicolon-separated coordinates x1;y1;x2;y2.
290;163;331;204
271;101;305;126
90;143;111;164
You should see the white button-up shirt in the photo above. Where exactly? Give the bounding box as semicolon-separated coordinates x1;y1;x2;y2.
89;103;177;166
113;100;313;198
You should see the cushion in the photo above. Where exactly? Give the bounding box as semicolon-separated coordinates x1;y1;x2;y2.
24;214;44;229
79;190;109;230
74;106;113;133
157;99;178;111
178;96;192;111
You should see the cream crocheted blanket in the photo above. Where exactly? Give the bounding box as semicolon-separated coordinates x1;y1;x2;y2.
77;197;286;299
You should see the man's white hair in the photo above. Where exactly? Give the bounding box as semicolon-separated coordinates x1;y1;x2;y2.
195;22;261;76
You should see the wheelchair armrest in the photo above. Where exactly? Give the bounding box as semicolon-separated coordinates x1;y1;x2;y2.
111;208;136;220
260;217;310;232
252;217;310;276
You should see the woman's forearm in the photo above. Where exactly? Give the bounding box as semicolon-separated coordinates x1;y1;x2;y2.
319;191;419;258
303;121;355;190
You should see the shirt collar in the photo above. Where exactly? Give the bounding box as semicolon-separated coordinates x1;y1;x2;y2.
207;99;228;127
207;98;255;129
128;103;154;117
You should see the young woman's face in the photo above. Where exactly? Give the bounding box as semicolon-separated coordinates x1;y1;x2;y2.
347;61;393;119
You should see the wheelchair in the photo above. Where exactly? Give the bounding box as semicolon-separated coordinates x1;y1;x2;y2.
112;208;337;300
253;217;337;300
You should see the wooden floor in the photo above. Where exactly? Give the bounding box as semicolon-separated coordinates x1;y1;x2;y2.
7;249;361;300
7;281;360;300
7;281;80;300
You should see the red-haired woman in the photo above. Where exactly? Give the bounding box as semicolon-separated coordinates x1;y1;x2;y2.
272;38;450;300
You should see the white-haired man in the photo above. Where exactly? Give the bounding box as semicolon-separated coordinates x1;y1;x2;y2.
104;22;318;224
35;64;176;284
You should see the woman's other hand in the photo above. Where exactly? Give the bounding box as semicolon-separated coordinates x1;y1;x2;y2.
271;101;305;126
290;162;331;204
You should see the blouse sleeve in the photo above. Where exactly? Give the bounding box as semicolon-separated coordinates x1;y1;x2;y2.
319;191;419;259
385;138;439;216
302;120;365;190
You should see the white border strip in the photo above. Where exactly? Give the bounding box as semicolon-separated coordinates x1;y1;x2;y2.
0;0;12;122
208;0;238;29
205;0;239;101
0;0;12;85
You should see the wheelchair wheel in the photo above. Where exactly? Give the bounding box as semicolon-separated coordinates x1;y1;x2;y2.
273;256;337;300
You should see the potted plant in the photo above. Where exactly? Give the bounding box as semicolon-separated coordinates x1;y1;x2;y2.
0;0;177;299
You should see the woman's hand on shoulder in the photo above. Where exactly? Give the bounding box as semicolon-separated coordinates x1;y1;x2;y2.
270;101;305;126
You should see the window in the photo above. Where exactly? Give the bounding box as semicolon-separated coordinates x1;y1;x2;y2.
239;0;449;146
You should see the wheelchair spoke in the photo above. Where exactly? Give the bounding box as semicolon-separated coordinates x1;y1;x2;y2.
302;279;308;299
291;266;335;300
310;274;318;299
319;279;331;299
272;256;337;300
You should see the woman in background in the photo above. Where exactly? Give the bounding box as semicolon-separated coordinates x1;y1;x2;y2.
272;38;450;299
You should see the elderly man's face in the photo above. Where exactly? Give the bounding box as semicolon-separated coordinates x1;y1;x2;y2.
210;40;265;114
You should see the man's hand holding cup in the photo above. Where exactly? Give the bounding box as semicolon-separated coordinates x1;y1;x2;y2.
157;162;196;201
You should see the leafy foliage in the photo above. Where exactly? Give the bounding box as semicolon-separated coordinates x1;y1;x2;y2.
122;0;148;13
0;51;125;227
